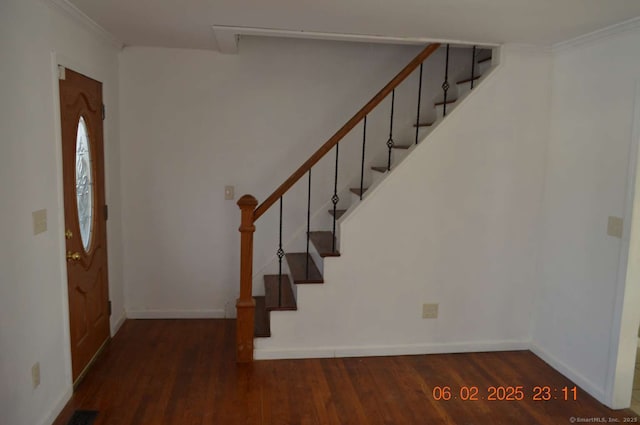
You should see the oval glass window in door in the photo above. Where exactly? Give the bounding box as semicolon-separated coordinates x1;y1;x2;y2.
75;116;94;251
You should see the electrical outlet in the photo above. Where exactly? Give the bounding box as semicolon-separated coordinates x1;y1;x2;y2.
607;216;623;238
224;185;235;200
32;209;47;235
422;303;439;319
32;362;40;389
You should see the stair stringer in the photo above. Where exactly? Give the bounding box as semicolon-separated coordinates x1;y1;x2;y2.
255;45;551;360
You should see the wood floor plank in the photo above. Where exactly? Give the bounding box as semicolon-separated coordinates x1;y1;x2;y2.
53;320;640;425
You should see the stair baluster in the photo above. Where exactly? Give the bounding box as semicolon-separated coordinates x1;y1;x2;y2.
305;170;311;279
442;44;450;117
471;45;477;90
415;63;423;145
277;197;284;307
331;143;340;253
359;116;367;201
386;89;395;171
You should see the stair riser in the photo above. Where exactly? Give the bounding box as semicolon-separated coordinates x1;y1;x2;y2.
253;257;292;297
477;59;492;75
307;239;325;276
392;147;411;165
435;103;457;120
456;81;474;98
371;169;387;186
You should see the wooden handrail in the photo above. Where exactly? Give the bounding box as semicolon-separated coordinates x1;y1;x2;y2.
253;42;441;221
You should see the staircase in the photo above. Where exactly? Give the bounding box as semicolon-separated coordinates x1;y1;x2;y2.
236;43;494;362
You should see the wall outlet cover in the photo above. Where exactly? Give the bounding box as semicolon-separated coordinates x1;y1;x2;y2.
31;362;40;388
224;185;235;200
422;303;439;319
32;209;47;235
607;216;623;238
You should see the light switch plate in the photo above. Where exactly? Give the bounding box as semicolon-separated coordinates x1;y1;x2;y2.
422;303;439;319
607;216;623;238
32;362;40;388
224;185;235;200
32;209;47;235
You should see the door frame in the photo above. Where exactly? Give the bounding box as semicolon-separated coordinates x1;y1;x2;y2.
50;51;116;388
606;80;640;408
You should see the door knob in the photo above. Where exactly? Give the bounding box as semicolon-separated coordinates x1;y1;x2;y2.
66;251;81;261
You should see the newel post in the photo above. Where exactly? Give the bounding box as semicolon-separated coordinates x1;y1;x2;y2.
236;194;258;363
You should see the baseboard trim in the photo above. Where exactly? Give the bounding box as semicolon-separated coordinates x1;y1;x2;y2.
530;342;606;404
110;310;126;335
38;386;72;425
255;340;530;360
126;309;225;319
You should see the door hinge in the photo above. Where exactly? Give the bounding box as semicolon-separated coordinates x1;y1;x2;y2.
58;65;66;80
108;300;112;316
104;204;108;221
102;103;106;120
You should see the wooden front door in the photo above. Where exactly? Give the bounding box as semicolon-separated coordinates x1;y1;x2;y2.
59;67;110;383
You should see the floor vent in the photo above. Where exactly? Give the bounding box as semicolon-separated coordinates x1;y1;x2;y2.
66;410;98;425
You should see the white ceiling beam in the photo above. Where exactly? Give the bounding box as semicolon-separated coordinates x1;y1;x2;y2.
210;25;500;52
212;28;239;54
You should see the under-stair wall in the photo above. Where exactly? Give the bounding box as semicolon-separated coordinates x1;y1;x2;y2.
255;45;552;359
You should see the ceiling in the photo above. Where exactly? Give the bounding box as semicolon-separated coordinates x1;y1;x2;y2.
67;0;640;50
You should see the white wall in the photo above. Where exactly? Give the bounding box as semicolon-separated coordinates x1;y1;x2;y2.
256;46;552;359
119;39;478;318
532;25;640;407
0;1;124;424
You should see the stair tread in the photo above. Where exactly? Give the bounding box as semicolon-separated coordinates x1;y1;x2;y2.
478;56;492;64
286;253;323;284
456;75;481;84
264;275;297;311
371;166;387;173
254;296;271;337
392;144;411;150
413;122;435;128
328;209;347;219
434;99;457;106
350;187;368;196
309;231;340;257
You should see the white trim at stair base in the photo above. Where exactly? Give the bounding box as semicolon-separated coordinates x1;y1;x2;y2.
38;387;72;425
254;340;530;360
530;342;606;404
126;309;225;319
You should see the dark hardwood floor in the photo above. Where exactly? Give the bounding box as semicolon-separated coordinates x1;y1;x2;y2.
53;319;639;424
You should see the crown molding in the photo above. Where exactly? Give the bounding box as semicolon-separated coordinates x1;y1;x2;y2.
211;25;500;54
501;43;552;56
553;16;640;53
48;0;123;50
